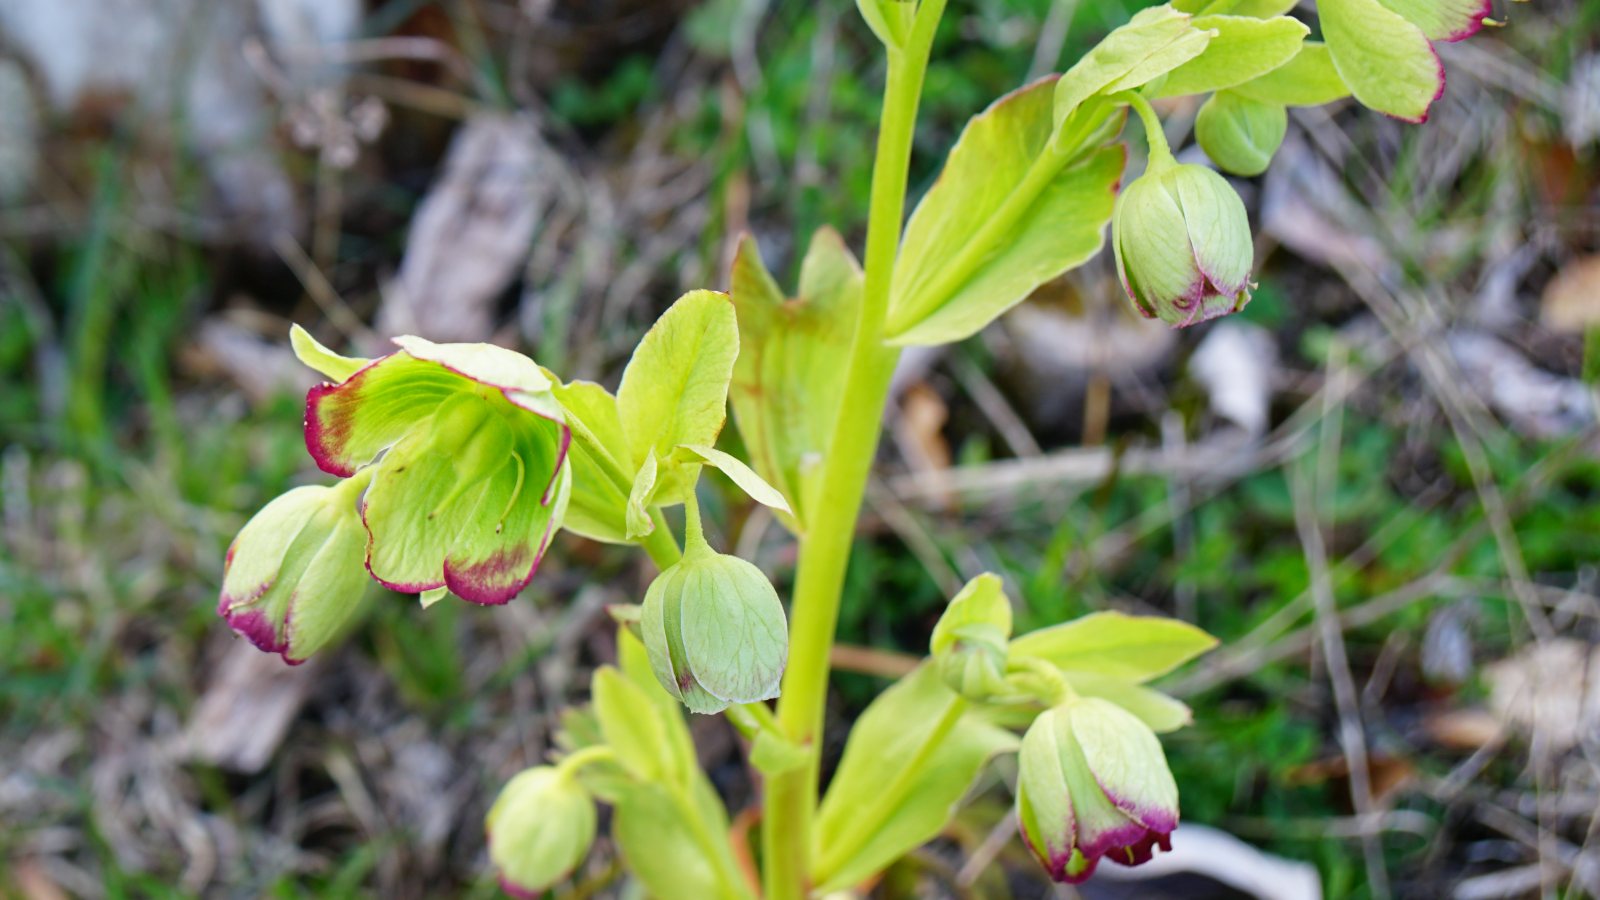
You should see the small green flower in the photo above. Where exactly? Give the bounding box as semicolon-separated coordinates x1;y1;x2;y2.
640;534;788;715
930;574;1013;701
486;766;596;897
295;327;571;606
1017;697;1179;883
218;470;373;664
1112;157;1254;328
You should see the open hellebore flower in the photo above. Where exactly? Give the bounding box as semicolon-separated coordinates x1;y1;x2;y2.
640;545;788;715
300;331;571;605
486;766;596;898
1112;159;1253;328
1017;697;1179;883
218;470;373;664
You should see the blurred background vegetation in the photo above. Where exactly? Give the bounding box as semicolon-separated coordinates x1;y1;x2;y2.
1;0;1599;897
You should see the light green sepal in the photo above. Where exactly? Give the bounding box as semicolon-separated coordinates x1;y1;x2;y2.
290;324;370;383
1149;14;1308;98
1231;42;1351;107
1053;6;1212;124
1320;0;1444;123
553;379;633;544
677;444;792;514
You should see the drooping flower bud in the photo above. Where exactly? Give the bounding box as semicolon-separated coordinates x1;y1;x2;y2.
1112;157;1253;328
1016;697;1179;883
640;543;788;715
218;470;374;664
930;573;1013;701
485;766;596;897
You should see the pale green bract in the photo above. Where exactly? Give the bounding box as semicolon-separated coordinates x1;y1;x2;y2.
1148;14;1308;98
729;229;862;530
1009;610;1218;682
886;77;1125;346
1230;42;1352;107
813;665;1019;892
551;379;634;543
1051;5;1213;124
616;289;740;505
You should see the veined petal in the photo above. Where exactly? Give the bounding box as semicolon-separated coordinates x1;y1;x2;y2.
1017;709;1077;880
305;353;463;477
362;391;569;605
1069;699;1180;839
1377;0;1490;42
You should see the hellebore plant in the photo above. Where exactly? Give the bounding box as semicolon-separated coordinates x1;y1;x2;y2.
220;0;1487;895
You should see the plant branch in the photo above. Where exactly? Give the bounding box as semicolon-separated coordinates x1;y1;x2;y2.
760;2;947;896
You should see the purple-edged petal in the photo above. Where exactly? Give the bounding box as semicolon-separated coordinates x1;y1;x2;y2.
1378;0;1491;42
1070;698;1180;838
1321;0;1446;124
305;353;462;477
361;391;570;605
218;476;374;663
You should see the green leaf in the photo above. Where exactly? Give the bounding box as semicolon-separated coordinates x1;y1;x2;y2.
612;781;735;900
1376;0;1489;42
1231;42;1351;106
1063;672;1193;733
1009;611;1218;683
728;230;862;529
1053;5;1213;123
1195;90;1288;176
551;379;633;544
1321;0;1443;123
289;323;368;382
677;444;791;513
886;78;1125;346
814;666;1019;892
617;629;699;786
617;290;739;503
624;451;659;540
856;0;914;48
593;666;669;780
1150;14;1309;98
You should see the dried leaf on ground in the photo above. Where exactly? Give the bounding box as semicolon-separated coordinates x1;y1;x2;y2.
1484;638;1600;754
1540;254;1600;332
377;115;549;342
185;642;325;773
1189;320;1277;436
1447;331;1595;439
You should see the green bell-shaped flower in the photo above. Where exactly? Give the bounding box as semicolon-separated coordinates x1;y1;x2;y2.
1017;697;1180;884
218;469;374;664
486;765;596;897
1112;155;1253;328
293;326;571;606
639;499;788;714
930;573;1013;701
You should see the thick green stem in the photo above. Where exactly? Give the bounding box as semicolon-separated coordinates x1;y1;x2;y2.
811;695;967;883
641;507;683;569
760;3;946;897
1120;91;1175;168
